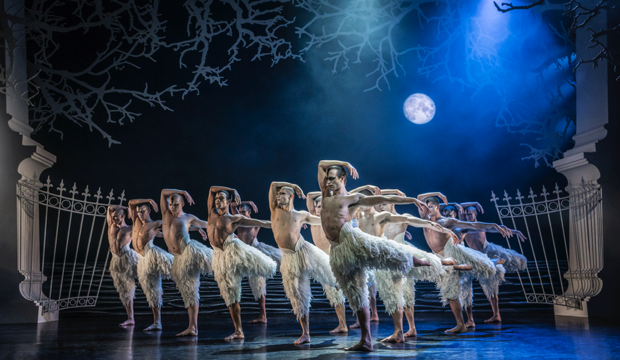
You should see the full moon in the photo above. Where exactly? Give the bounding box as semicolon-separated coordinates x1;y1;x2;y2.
403;93;436;124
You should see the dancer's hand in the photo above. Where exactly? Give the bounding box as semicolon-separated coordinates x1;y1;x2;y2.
448;230;461;244
249;201;258;213
405;231;412;240
514;230;527;242
456;204;463;214
184;191;195;206
302;223;308;230
150;200;159;213
396;190;406;197
234;190;241;204
294;185;306;199
199;228;207;241
495;224;512;238
415;199;431;214
347;163;359;180
437;193;448;205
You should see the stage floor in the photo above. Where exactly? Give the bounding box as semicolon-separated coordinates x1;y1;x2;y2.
1;312;618;359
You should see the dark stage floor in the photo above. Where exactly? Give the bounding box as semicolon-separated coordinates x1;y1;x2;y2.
1;312;618;359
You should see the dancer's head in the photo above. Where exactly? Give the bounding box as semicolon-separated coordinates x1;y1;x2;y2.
465;206;478;222
112;208;127;226
136;203;152;222
238;203;253;218
375;202;394;213
169;194;185;215
313;196;322;216
276;186;295;208
443;205;457;219
214;191;231;213
326;166;347;192
424;196;441;216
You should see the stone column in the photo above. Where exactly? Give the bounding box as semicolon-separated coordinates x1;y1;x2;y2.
4;0;57;322
552;0;607;318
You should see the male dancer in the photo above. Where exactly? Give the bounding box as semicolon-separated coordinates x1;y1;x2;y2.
306;192;348;334
106;205;137;327
416;192;513;333
207;186;277;340
460;202;527;323
269;182;341;344
128;199;172;331
160;189;212;336
230;200;282;324
317;160;441;351
353;186;459;343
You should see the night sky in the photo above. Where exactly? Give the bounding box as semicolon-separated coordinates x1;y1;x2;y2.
31;0;569;249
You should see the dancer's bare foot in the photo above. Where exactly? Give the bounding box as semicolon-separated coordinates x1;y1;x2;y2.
404;328;417;337
370;314;380;322
491;256;506;265
249;316;267;324
329;325;348;334
224;331;245;340
465;320;476;328
176;328;198;336
484;315;501;323
413;257;431;267
143;323;162;331
380;331;404;343
445;324;467;334
441;257;457;266
119;319;135;327
453;264;472;271
350;321;360;329
294;334;310;345
345;340;373;351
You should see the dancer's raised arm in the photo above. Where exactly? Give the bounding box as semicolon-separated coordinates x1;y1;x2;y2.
270;181;305;211
349;184;380;195
460;202;484;214
318;160;358;191
107;205;128;226
208;186;240;215
306;191;321;215
160;189;194;215
128;198;158;224
380;189;406;197
230;201;258;215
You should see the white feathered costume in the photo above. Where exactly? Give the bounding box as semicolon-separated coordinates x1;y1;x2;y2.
280;234;339;320
212;235;277;307
436;239;503;306
375;232;444;315
170;234;213;308
136;240;174;308
247;238;282;300
109;242;139;306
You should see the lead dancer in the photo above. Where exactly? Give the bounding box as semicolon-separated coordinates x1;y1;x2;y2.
106;205;137;327
269;182;342;345
417;192;513;333
317;160;443;351
231;200;282;324
207;186;277;340
306;192;348;334
160;189;212;336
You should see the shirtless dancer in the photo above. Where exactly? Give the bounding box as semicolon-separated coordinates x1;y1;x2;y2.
306;193;348;334
207;186;277;340
417;192;514;333
372;189;465;341
106;205;137;327
352;186;459;343
269;182;341;344
230;201;282;323
460;202;527;324
160;189;212;336
317;160;442;351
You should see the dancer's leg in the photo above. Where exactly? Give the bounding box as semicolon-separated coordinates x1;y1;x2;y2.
381;308;404;343
225;302;245;340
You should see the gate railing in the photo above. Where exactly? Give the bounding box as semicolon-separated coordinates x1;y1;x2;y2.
491;181;603;309
16;176;125;314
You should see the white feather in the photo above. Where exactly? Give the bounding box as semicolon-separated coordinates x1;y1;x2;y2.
109;243;138;306
483;241;527;273
137;241;173;308
170;235;213;308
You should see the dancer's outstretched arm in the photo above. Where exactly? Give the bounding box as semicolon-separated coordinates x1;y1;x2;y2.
301;212;322;225
446;219;513;238
386;213;459;242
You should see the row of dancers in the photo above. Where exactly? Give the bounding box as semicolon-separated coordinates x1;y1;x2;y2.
106;160;527;351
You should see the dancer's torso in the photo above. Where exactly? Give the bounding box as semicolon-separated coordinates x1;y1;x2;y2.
271;208;304;251
236;225;259;246
162;213;193;255
320;193;357;242
108;225;132;255
132;220;161;256
463;231;486;251
207;213;238;250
